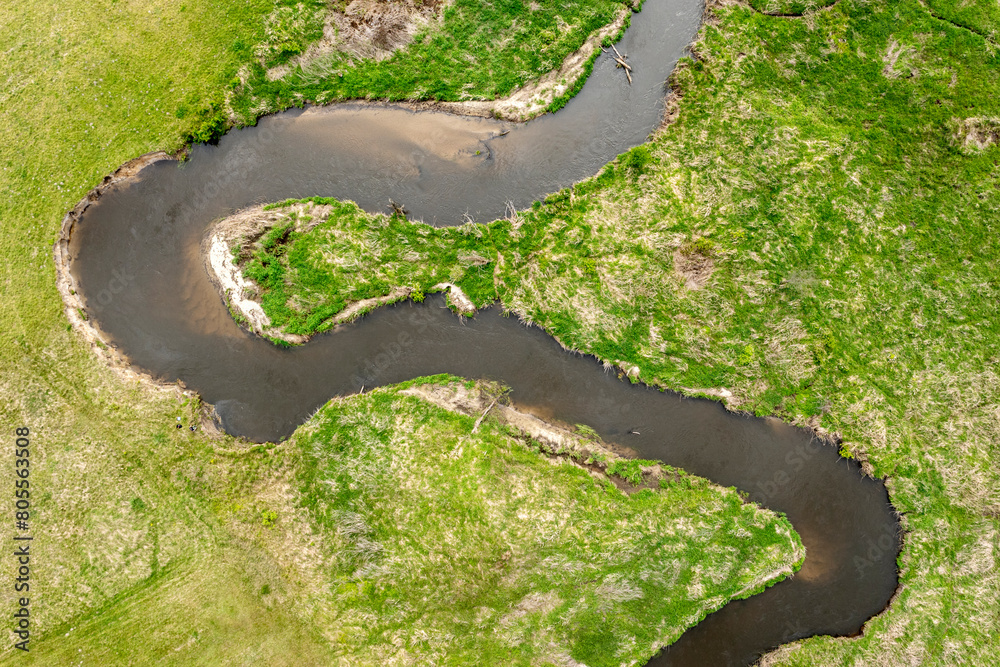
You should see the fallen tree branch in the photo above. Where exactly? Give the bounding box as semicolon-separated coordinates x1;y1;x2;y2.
604;44;633;83
472;400;497;433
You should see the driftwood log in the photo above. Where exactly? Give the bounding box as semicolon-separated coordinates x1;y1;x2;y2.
605;43;633;84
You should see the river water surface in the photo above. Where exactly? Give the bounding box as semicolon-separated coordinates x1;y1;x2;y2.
66;0;900;663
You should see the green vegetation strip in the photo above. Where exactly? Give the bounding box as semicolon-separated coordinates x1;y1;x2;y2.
230;0;635;124
225;0;1000;663
233;376;802;665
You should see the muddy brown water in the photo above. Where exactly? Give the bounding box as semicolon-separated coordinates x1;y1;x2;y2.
66;0;900;664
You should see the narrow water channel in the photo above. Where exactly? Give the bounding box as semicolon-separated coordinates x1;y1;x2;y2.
64;0;901;664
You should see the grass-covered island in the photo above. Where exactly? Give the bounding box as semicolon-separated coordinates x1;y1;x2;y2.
217;377;803;665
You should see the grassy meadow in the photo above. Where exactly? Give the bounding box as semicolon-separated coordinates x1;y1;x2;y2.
0;0;792;664
1;0;998;663
215;376;802;665
229;0;634;123
225;0;1000;663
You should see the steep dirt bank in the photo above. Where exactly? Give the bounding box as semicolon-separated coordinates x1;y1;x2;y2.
54;151;180;386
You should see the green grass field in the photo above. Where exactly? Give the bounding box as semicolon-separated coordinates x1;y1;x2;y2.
215;376;802;665
229;0;634;123
2;0;999;663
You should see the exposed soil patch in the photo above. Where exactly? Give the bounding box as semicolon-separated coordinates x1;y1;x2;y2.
267;0;446;81
431;281;476;316
673;246;715;289
206;205;299;343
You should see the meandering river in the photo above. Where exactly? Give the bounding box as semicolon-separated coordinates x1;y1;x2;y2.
64;0;900;663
